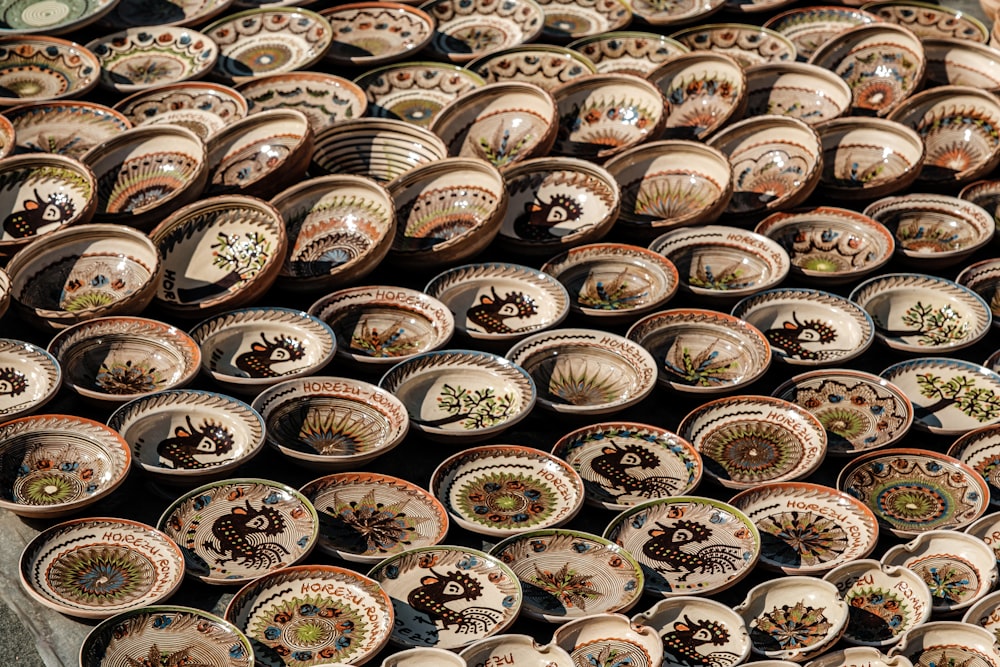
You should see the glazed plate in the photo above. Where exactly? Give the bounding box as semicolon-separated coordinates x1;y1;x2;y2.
0;36;100;106
815;117;925;200
237;72;367;133
87;26;218;93
744;61;852;125
649;52;746;142
460;635;574;667
355;61;484;128
103;0;234;27
864;0;988;42
671;23;797;67
5;100;131;159
763;6;880;61
957;258;1000;328
0;338;60;421
322;2;434;67
467;44;597;91
567;31;689;75
421;0;545;63
0;0;118;34
113;81;248;139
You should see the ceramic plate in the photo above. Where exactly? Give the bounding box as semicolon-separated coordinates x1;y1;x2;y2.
104;0;233;27
113;81;248;140
0;36;100;106
322;2;434;67
354;61;484;128
237;72;367;133
157;478;319;585
567;31;689;75
87;26;218;93
888;621;1000;667
0;0;117;34
421;0;545;63
490;529;643;623
0;338;61;421
536;0;630;41
865;0;987;41
763;6;880;61
744;61;852;125
956;258;1000;328
19;517;184;619
632;596;752;667
950;427;1000;507
670;23;797;67
468;45;597;91
963;590;1000;645
4;101;131;159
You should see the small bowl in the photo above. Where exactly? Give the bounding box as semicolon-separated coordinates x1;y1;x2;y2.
321;2;435;67
0;339;61;421
849;273;992;353
6;223;159;332
299;472;448;562
388;157;507;268
670;24;797;67
432;445;585;536
202;8;333;83
507;328;656;416
568;31;690;75
5;100;131;160
951;427;1000;506
113;81;248;140
923;38;1000;91
80;606;253;667
649;225;791;301
430;81;558;171
205;108;313;199
103;0;235;28
550;73;667;161
308;285;454;368
707;115;822;217
86;26;218;94
864;0;988;42
603;496;760;597
735;577;849;662
48;316;201;405
731;288;875;367
960;179;1000;227
425;262;570;345
252;376;408;470
763;6;881;61
535;0;630;42
236;71;368;133
0;36;100;106
379;349;535;442
468;44;597;91
311;117;448;183
552;613;663;667
814;117;925;201
632;596;752;666
745;61;852;125
461;635;573;666
957;259;1000;330
647;52;747;141
81;124;208;231
226;564;393;665
889;622;1000;667
626;308;771;394
963;590;1000;644
838;447;990;536
157;477;318;585
823;560;932;647
149;195;287;319
807;23;926;117
755;206;895;284
0;0;117;35
354;61;484;128
421;0;544;63
19;517;184;619
772;369;913;456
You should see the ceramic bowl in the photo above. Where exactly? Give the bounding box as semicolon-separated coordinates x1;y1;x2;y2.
550;73;667;161
81;124;207;231
762;6;881;61
157;478;318;585
205;109;313;199
823;560;932;647
889;622;1000;667
541;243;677;323
632;596;752;667
963;591;1000;647
626;308;771;394
506;328;655;416
86;26;218;94
807;23;926;117
252;376;409;470
387;157;507;268
460;635;573;666
864;0;988;42
0;36;99;106
308;285;454;368
203;8;333;83
603;496;760;597
649;225;791;301
270;175;395;293
745;62;852;125
772;369;913;456
149;195;287;319
6;223;159;332
951;428;1000;506
960;179;1000;227
382;647;467;666
838;447;990;536
19;517;184;619
706;115;822;217
379;349;535;442
236;72;367;133
490;529;643;622
467;44;597;91
552;613;663;667
957;259;1000;330
850;273;991;353
103;0;234;28
0;153;97;259
432;445;585;536
736;577;849;662
311;117;448;183
424;263;570;345
367;545;522;650
730;481;880;575
299;472;448;562
113;81;248;140
755;206;895;284
731;288;874;367
626;0;724;27
421;0;544;63
5;100;132;160
923;38;1000;91
535;0;630;42
0;0;117;34
567;31;689;75
430;81;558;171
814;117;925;201
0;339;61;421
355;61;484;128
80;606;253;667
321;2;435;67
226;564;393;666
670;24;797;67
647;52;747;141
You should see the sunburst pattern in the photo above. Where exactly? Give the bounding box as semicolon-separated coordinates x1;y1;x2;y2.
48;545;155;606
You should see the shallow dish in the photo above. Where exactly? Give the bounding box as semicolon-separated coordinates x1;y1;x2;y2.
951;427;1000;507
237;72;367;133
113;81;248;140
603;496;760;598
0;414;131;518
680;395;827;489
355;61;483;128
0;338;61;421
648;52;747;141
460;635;573;667
379;349;535;442
923;38;1000;91
838;447;990;536
420;0;544;63
535;0;629;41
311;117;448;183
299;472;448;562
467;44;597;91
103;0;234;27
627;0;723;26
5;100;131;160
226;564;393;666
763;6;881;61
86;26;218;94
745;61;852;124
670;23;797;67
888;621;1000;667
19;517;184;619
552;613;663;667
960;179;1000;227
632;596;752;667
0;0;117;34
864;0;988;42
567;31;689;75
322;2;434;67
957;259;1000;328
0;36;99;106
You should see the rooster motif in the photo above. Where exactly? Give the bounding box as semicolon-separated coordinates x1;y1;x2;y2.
643;519;745;581
202;499;290;568
156;415;235;469
234;332;306;378
661;615;741;667
0;367;28;397
3;189;75;238
763;313;842;361
465;286;538;334
589;441;681;501
512;192;584;241
406;568;503;635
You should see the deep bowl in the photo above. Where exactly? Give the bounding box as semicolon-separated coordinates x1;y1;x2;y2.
647;51;747;141
311;117;448;183
4;100;131;160
0;339;61;422
745;61;852;125
236;71;368;133
923;37;1000;91
112;81;248;140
